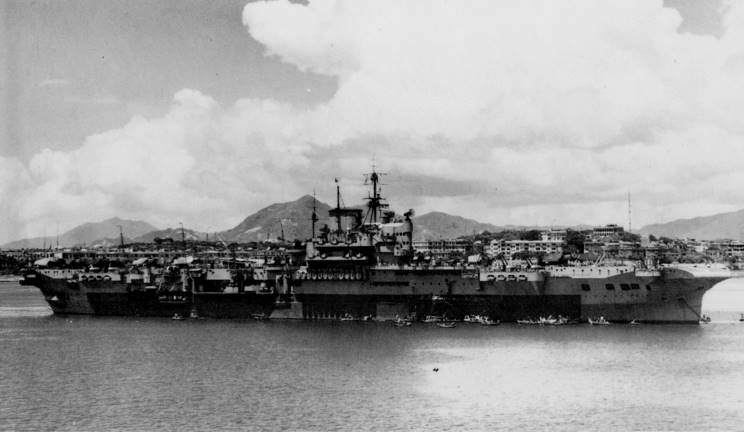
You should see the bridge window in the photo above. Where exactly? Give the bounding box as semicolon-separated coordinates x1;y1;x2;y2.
631;284;640;290
581;284;590;291
605;284;615;290
620;284;631;291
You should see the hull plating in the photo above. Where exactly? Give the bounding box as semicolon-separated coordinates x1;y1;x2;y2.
28;268;726;323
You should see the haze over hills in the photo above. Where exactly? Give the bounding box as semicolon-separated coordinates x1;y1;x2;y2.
412;212;503;240
2;218;158;249
638;209;744;240
8;197;744;249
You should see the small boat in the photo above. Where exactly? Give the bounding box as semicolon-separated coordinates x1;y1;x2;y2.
480;318;500;326
437;322;456;328
546;316;569;326
171;313;185;320
517;319;538;325
588;317;611;326
739;313;744;323
539;316;558;325
423;315;444;323
189;307;200;319
699;314;711;324
340;313;355;321
629;319;640;325
251;313;268;321
392;316;411;327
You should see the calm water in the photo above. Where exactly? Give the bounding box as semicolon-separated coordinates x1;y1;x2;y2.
2;282;744;431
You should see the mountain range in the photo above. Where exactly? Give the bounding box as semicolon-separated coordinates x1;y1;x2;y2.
1;218;158;249
638;209;744;240
412;212;502;240
4;197;744;249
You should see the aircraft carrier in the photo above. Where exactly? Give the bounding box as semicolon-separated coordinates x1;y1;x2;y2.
21;170;741;323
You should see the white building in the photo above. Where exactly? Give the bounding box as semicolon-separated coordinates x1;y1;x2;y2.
541;229;567;242
590;224;625;242
488;239;564;257
413;239;469;257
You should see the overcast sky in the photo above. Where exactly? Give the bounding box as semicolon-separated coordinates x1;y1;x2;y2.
1;0;742;242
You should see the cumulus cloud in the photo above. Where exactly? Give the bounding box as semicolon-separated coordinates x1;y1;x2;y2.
3;0;744;242
241;0;744;223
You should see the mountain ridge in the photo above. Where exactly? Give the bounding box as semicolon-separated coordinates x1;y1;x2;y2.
2;218;158;249
638;209;744;240
7;198;743;249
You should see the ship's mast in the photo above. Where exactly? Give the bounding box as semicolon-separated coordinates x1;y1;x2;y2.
370;171;379;223
335;178;342;233
627;191;632;234
118;225;125;249
364;163;387;225
311;189;318;239
180;222;185;251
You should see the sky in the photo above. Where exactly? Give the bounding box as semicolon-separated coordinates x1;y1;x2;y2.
1;0;743;243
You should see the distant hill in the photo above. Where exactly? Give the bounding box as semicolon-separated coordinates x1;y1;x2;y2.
219;198;507;242
638;209;744;240
412;212;503;240
220;195;332;242
1;236;56;250
134;227;206;243
2;218;158;249
2;197;642;250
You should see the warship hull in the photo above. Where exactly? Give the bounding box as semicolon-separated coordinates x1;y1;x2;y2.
25;266;729;323
293;266;725;323
25;269;278;319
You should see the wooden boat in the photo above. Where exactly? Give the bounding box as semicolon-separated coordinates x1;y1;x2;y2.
588;317;611;325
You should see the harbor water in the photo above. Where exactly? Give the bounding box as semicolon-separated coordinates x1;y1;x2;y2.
2;281;744;431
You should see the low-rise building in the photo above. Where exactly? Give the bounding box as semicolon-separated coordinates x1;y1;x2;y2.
590;224;625;242
487;239;564;257
413;239;469;257
541;229;567;242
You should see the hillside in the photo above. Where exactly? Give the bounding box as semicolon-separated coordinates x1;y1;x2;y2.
220;199;505;242
220;195;332;242
638;209;744;240
2;218;158;249
412;211;503;240
134;227;206;243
